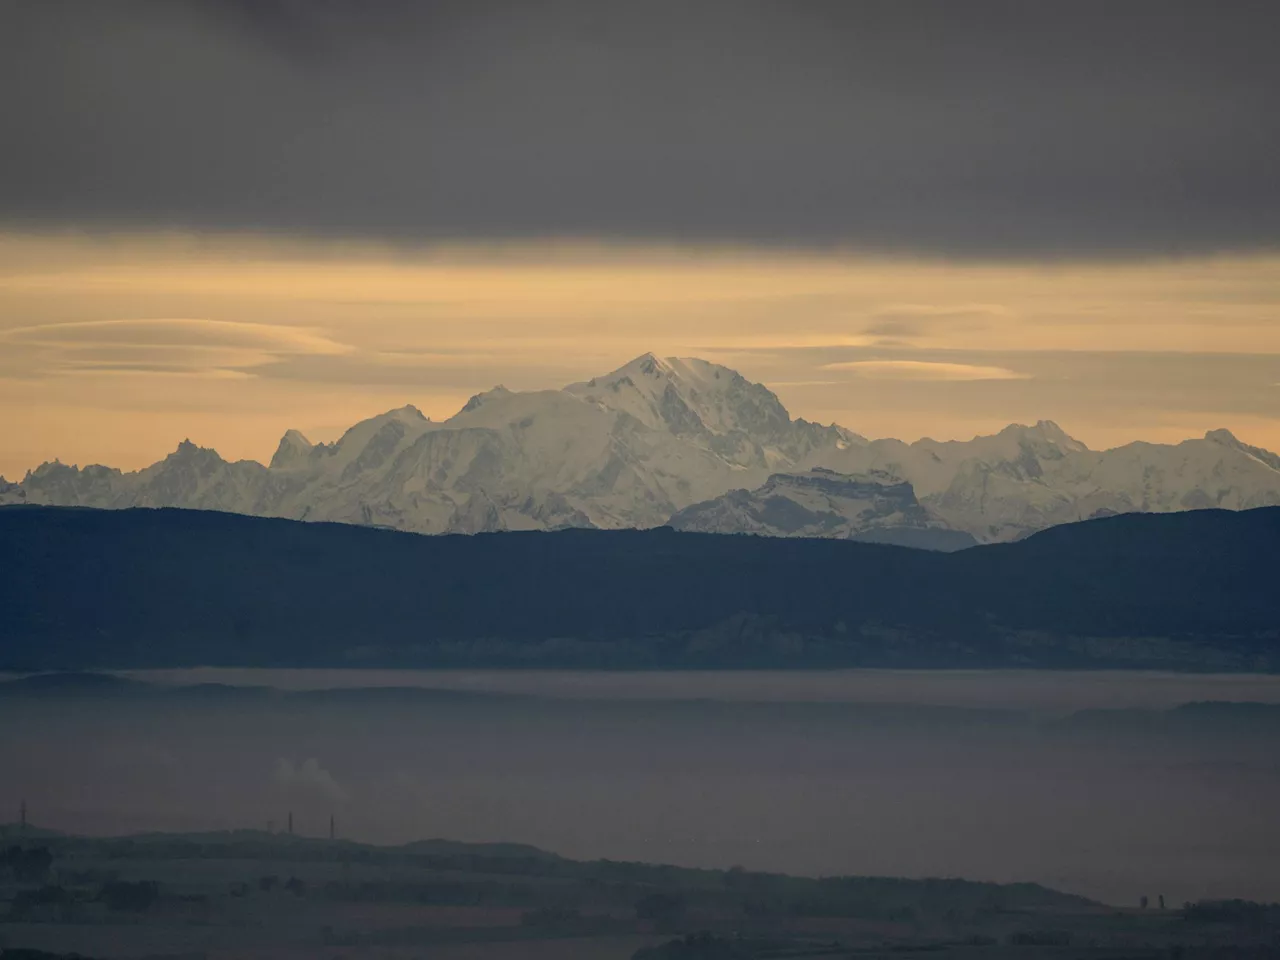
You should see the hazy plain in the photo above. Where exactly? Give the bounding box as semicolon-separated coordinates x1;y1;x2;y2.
4;669;1279;907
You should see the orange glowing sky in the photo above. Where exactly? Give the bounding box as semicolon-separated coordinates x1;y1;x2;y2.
2;231;1279;479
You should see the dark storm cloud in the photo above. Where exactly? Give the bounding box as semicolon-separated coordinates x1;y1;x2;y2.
1;0;1278;256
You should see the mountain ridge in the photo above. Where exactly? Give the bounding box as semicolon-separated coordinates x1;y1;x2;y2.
2;503;1278;672
4;353;1279;543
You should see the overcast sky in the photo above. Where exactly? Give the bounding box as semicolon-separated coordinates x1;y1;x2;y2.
4;0;1279;255
1;1;1278;476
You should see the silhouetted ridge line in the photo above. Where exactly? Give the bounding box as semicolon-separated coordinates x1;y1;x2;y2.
2;505;1278;671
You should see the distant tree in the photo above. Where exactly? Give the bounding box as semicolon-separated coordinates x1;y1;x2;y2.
284;876;307;897
1141;895;1149;910
1159;894;1166;911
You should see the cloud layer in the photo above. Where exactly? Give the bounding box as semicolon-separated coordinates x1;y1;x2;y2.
1;1;1277;256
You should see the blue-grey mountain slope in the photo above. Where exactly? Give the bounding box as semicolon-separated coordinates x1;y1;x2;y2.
669;468;976;551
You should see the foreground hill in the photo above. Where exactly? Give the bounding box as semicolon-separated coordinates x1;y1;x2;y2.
0;827;1113;959
4;354;1280;543
5;826;1092;911
2;505;1277;670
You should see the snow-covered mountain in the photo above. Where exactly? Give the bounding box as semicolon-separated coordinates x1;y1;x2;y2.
2;355;857;534
798;421;1280;542
669;469;977;551
5;353;1280;543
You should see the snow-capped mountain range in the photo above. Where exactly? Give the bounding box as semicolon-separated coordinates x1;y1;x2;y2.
5;353;1280;545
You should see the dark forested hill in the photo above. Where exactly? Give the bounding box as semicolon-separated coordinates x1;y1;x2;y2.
1;505;1277;670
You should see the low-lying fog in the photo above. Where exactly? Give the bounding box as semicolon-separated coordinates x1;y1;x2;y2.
3;669;1279;907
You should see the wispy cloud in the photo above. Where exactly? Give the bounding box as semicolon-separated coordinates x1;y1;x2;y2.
0;318;351;378
3;318;349;353
822;360;1032;381
861;302;1011;339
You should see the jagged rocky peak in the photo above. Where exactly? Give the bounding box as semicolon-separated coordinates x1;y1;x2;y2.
165;438;225;463
25;459;65;481
460;385;512;414
997;420;1088;452
149;439;231;482
1205;427;1240;446
270;428;315;470
22;460;119;482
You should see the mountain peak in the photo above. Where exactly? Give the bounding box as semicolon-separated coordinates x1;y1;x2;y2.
619;352;671;376
608;353;729;385
566;353;791;444
172;438;209;457
1203;428;1280;471
997;420;1088;452
270;429;315;470
459;385;512;414
337;404;428;435
578;352;677;389
1205;427;1240;445
163;439;226;466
